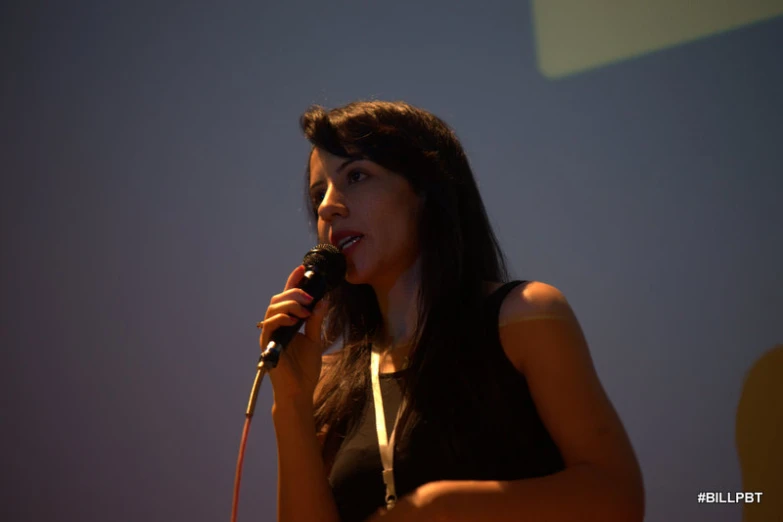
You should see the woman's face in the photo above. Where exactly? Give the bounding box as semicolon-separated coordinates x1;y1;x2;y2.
309;147;424;287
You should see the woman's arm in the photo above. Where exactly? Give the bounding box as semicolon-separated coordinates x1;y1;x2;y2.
365;282;644;522
273;397;340;522
477;282;643;520
273;357;341;522
419;465;641;522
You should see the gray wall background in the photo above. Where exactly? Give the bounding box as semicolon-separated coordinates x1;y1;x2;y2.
2;2;781;521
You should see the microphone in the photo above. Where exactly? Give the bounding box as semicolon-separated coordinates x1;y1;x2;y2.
260;244;346;368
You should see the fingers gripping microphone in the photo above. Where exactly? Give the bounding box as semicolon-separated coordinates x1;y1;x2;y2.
260;244;346;368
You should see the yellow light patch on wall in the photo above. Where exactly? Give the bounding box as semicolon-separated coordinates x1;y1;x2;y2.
532;1;783;78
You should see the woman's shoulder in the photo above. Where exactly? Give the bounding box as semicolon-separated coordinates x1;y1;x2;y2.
494;280;571;327
488;280;575;373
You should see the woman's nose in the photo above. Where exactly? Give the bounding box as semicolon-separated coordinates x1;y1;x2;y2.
318;186;348;220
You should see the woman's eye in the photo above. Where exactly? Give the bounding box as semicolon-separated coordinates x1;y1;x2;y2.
347;170;365;183
311;171;366;210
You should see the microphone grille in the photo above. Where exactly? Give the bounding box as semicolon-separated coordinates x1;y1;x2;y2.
303;243;346;289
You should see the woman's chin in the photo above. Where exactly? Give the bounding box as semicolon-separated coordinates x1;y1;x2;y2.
343;264;372;286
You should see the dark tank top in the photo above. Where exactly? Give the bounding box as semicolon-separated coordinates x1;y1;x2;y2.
328;281;565;522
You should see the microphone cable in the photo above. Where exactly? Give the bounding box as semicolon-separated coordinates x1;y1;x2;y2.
230;357;270;522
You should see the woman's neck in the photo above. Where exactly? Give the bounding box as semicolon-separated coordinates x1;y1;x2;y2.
372;256;422;352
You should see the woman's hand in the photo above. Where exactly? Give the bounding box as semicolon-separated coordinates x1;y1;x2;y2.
362;482;445;522
259;264;331;405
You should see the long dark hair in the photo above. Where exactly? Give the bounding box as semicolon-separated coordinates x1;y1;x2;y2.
299;100;511;465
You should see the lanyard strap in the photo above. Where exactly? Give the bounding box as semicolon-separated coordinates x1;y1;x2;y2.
370;347;404;510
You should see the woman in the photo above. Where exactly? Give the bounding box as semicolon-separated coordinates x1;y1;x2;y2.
259;100;644;522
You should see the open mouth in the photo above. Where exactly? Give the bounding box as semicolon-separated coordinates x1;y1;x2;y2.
339;235;363;252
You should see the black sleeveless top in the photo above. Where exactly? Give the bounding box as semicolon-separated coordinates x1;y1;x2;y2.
328;281;565;522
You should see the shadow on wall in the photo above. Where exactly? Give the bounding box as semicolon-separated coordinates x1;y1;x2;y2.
736;344;783;521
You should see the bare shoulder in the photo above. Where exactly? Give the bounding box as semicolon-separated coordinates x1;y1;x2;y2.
498;281;572;325
497;281;577;372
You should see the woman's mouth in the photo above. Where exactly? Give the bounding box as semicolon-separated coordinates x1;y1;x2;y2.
340;235;363;253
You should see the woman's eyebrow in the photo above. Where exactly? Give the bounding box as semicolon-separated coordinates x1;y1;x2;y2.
309;158;363;192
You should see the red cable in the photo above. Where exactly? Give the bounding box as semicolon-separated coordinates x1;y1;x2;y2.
231;363;267;522
231;416;253;522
